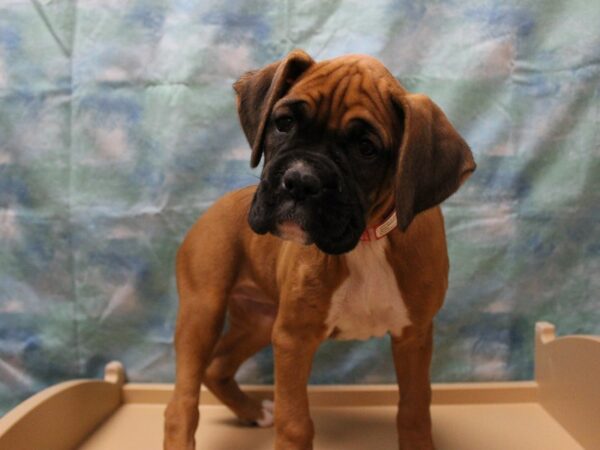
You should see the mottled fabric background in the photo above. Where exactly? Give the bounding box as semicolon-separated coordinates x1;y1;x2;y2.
1;0;599;416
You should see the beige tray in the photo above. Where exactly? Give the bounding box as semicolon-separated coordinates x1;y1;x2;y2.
1;322;599;450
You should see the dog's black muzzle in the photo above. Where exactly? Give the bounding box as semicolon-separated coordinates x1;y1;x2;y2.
248;152;365;254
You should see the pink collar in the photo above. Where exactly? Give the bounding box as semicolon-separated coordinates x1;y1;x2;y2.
359;210;398;241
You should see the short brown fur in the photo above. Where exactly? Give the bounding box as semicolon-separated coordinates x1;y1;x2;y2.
164;51;475;450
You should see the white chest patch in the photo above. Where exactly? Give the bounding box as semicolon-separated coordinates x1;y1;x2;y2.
326;238;411;341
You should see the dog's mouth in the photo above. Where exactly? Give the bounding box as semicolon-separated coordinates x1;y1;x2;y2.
273;205;314;245
250;195;364;254
278;204;307;226
276;221;311;244
248;157;366;254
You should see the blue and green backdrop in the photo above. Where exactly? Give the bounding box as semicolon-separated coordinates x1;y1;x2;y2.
1;0;599;415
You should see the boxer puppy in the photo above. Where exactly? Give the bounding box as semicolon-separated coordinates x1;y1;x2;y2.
164;50;475;450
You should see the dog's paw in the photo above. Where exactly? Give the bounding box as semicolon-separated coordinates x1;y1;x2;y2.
237;399;274;428
255;399;274;427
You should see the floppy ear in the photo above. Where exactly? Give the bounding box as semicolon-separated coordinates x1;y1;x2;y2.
233;49;315;168
392;92;476;231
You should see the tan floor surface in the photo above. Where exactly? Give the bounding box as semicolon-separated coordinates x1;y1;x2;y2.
2;323;597;450
79;403;582;450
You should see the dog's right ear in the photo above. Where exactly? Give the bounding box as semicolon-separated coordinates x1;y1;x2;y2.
233;50;315;168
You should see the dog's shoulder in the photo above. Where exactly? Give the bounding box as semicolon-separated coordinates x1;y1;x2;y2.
386;207;449;321
178;185;258;257
211;184;258;218
189;184;256;230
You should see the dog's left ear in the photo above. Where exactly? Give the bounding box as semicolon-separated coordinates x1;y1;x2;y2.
391;91;476;231
233;50;315;168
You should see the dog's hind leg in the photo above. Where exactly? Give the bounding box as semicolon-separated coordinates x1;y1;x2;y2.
204;297;276;426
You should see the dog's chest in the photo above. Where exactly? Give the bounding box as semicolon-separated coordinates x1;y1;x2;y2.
325;239;411;340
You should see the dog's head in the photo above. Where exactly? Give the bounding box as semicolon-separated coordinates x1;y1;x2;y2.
234;50;475;255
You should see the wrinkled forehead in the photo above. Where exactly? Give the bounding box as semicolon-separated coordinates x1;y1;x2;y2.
283;55;402;145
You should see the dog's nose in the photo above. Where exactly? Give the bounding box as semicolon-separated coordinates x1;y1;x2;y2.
282;166;322;200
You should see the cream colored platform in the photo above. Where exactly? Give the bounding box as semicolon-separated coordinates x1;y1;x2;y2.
1;322;599;450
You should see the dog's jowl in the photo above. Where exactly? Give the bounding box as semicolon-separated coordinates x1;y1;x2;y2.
164;50;475;450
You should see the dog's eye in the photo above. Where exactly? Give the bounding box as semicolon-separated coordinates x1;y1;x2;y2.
358;139;378;159
275;115;294;133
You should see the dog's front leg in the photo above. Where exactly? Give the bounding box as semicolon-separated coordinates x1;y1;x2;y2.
164;241;230;450
163;293;228;450
272;328;320;450
272;307;324;450
391;325;435;450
